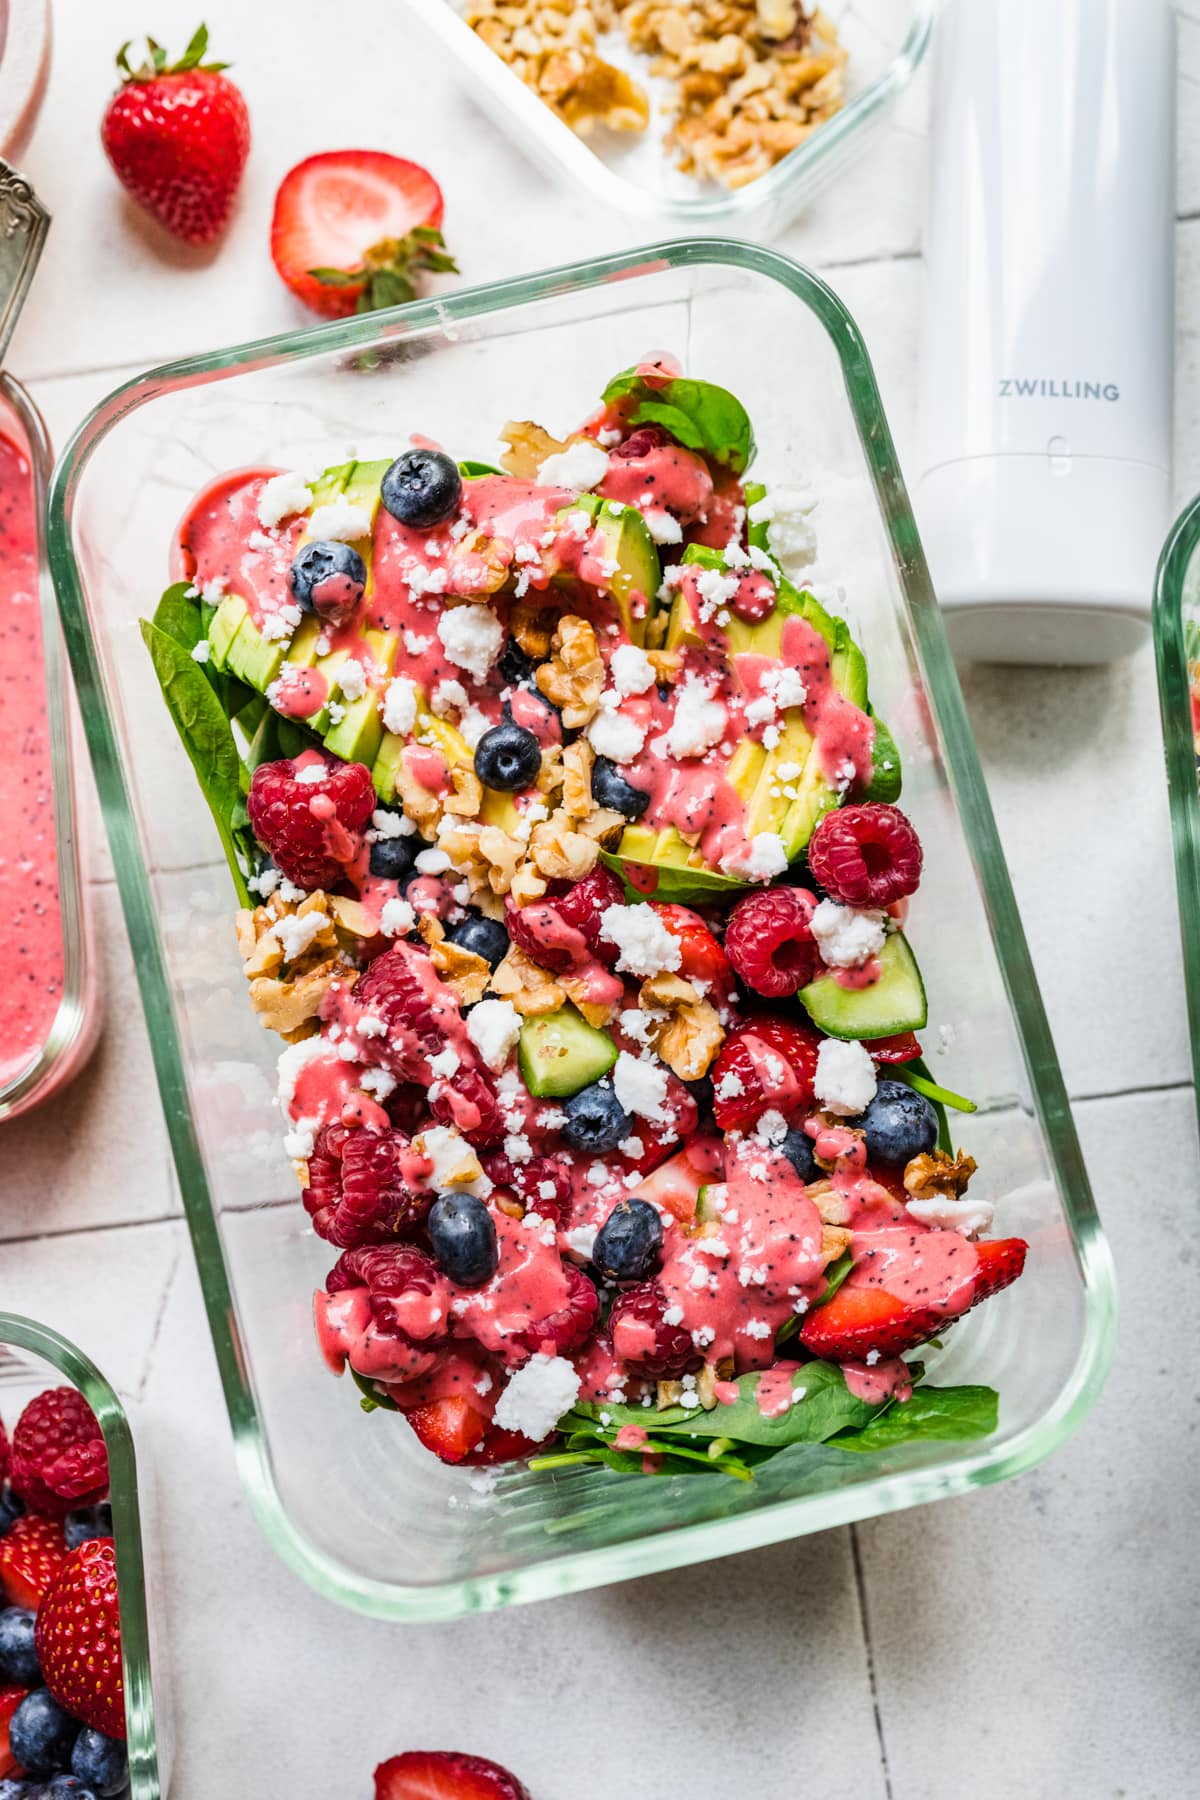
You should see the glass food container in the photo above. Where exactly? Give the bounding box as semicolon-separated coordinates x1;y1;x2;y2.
1153;495;1200;1120
0;372;99;1121
46;240;1116;1622
406;0;934;240
0;1313;170;1798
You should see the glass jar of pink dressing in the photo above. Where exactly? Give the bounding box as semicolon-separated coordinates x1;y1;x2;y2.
0;373;99;1118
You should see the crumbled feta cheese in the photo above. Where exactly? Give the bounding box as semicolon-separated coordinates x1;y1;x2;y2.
644;509;683;545
432;678;469;718
714;1071;744;1101
587;698;646;765
743;1319;772;1341
337;658;367;702
190;638;211;664
612;1050;670;1123
666;678;727;759
283;1125;315;1161
811;900;887;969
600;904;683;977
748;484;819;582
563;1224;597;1262
610;643;657;696
418;1124;488;1192
403;630;432;655
293;763;326;785
466;998;522;1072
359;1066;397;1101
724;832;789;881
537;440;610;491
618;1136;645;1159
372;808;414;840
248;866;281;898
745;695;777;730
814;1038;877;1117
618;1008;654;1047
415;848;451;875
693;567;739;614
381;676;418;737
257;470;312;530
260;603;302;643
493;1354;581;1440
755;1109;789;1145
906;1194;995;1238
308;497;372;542
437;603;503;681
763;665;808;710
271;909;330;962
429;1046;461;1080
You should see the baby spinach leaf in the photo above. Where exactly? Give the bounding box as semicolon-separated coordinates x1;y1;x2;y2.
863;711;903;803
152;581;254;721
459;459;506;478
831;1384;998;1453
601;368;756;474
140;616;253;907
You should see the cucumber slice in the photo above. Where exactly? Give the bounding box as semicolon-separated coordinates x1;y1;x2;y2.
695;1181;727;1224
518;1005;617;1098
800;933;927;1040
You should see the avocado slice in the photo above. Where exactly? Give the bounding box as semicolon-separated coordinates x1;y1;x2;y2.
602;826;751;904
742;714;816;842
799;933;927;1040
518;1005;617;1098
226;609;322;696
558;496;661;644
862;711;902;803
207;593;249;670
372;696;477;805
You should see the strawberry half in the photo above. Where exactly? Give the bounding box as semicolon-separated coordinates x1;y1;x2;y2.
100;24;250;244
972;1236;1028;1300
35;1537;126;1741
863;1031;922;1065
270;151;456;319
710;1017;822;1130
375;1750;532;1800
405;1395;488;1466
0;1514;67;1610
800;1235;1029;1362
652;903;739;1012
0;1684;30;1779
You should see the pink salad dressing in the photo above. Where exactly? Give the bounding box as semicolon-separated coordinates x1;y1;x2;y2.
0;429;64;1090
754;1361;804;1419
841;1358;913;1406
176;468;304;630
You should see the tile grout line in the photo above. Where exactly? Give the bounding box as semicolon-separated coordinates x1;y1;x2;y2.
136;1239;183;1401
0;1212;182;1250
850;1522;895;1800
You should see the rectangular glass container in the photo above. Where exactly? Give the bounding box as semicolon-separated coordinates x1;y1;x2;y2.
1153;496;1200;1121
0;1313;170;1797
406;0;934;239
0;373;99;1122
47;240;1116;1621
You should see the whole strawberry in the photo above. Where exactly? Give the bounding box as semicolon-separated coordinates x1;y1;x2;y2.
10;1387;109;1518
101;24;250;244
35;1537;126;1741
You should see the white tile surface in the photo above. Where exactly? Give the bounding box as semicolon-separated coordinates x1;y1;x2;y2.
4;2;1198;1796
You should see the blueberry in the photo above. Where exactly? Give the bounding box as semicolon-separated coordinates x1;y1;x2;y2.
71;1728;128;1798
448;913;510;969
62;1504;112;1552
9;1690;78;1776
779;1126;819;1184
852;1079;938;1166
428;1193;499;1287
562;1083;632;1155
368;818;418;882
473;722;542;792
0;1608;40;1684
591;756;650;821
287;539;366;623
380;449;462;529
47;1780;98;1798
593;1199;663;1282
497;637;534;685
0;1486;25;1538
0;1780;47;1798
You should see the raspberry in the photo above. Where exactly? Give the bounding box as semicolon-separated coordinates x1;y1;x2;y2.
611;424;673;459
355;941;505;1146
325;1243;447;1350
515;1264;599;1358
724;886;819;997
807;802;923;908
246;753;375;890
505;866;626;971
481;1153;572;1229
303;1124;433;1248
10;1390;108;1519
710;1017;822;1130
609;1281;701;1379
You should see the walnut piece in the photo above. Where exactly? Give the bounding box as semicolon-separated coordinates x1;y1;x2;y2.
536;614;604;728
639;971;725;1080
529;817;601;882
904;1149;978;1201
490;945;566;1016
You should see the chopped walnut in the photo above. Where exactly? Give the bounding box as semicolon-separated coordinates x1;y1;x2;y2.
529;816;601;882
560;969;619;1029
695;1363;723;1410
500;417;571;478
656;1378;683;1410
536;614;605;728
445;766;484;819
647;648;683;685
820;1224;852;1264
561;738;595;820
394;755;443;835
904;1149;978;1201
490;945;566;1016
510;861;550;906
417;913;492;1005
809;1185;852;1227
639;970;725;1080
468;2;651;138
476;824;525;896
411;1129;485;1190
575;806;626;848
511;598;558;660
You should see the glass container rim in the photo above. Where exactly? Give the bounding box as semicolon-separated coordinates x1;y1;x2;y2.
0;1312;162;1796
403;0;935;224
0;371;94;1118
45;236;1117;1620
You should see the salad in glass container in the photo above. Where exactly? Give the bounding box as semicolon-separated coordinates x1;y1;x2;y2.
143;358;1026;1483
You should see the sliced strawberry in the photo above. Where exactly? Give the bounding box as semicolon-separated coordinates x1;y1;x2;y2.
0;1514;67;1609
271;151;451;319
864;1031;922;1065
710;1017;822;1130
404;1395;488;1466
799;1285;945;1361
0;1684;30;1779
973;1237;1028;1300
652;903;739;1011
375;1750;532;1800
462;1426;551;1467
622;1076;700;1175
